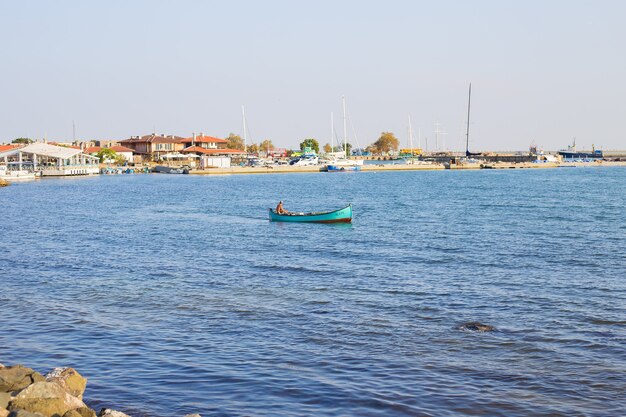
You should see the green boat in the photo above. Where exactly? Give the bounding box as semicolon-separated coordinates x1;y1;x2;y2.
269;204;352;223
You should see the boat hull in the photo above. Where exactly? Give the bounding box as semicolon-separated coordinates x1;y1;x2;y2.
327;165;361;172
269;204;352;223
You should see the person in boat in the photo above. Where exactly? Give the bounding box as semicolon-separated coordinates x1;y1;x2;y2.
275;201;287;214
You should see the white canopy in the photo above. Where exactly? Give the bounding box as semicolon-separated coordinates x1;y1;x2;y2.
0;143;98;160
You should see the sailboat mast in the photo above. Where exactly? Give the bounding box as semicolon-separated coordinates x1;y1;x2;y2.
330;112;334;153
242;105;247;152
342;96;347;155
466;83;472;156
408;115;414;156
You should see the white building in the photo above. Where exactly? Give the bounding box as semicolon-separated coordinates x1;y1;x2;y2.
0;143;99;176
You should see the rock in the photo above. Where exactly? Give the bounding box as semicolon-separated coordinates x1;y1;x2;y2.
9;382;85;417
0;179;9;187
62;408;96;417
44;369;86;400
8;410;46;417
459;322;495;332
0;409;8;417
97;409;131;417
183;414;201;417
8;398;70;417
0;392;11;409
0;366;46;393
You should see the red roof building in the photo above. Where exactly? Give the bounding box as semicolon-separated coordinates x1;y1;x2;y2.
118;134;185;161
83;146;102;154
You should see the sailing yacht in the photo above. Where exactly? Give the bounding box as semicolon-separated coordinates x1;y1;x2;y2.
326;97;363;171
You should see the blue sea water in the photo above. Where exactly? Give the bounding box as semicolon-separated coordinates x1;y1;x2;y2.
1;167;625;417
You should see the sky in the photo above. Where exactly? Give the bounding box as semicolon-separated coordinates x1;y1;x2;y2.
1;0;625;151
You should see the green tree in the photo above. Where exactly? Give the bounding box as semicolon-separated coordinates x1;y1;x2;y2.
226;133;245;150
372;132;400;154
323;143;332;154
332;143;353;156
259;139;274;153
246;143;259;154
299;138;319;154
12;138;33;144
96;148;124;164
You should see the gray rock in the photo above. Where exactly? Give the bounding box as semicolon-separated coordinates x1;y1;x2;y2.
97;410;131;417
459;322;495;332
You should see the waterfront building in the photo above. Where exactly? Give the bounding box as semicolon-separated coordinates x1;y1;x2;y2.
0;143;99;176
180;134;246;167
119;134;185;161
83;145;135;162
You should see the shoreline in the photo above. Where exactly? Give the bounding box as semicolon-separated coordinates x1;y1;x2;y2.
188;161;626;175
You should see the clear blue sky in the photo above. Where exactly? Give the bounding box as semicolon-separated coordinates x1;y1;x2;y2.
1;0;624;151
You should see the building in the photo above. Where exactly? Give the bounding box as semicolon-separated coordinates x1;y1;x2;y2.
83;145;135;162
180;134;246;166
118;134;185;161
0;143;99;176
109;145;135;162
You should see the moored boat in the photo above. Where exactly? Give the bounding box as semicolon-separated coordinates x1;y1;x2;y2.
269;204;352;223
327;164;361;172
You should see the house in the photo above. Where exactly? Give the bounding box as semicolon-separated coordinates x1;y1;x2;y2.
118;134;185;161
109;145;135;162
180;133;246;157
83;145;135;163
83;146;102;154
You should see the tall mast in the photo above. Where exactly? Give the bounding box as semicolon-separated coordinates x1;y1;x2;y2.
418;128;421;150
330;112;334;153
408;115;414;155
434;121;440;151
342;96;347;156
242;105;247;152
466;83;472;156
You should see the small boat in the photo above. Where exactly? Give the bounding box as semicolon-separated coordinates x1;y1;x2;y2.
269;204;352;223
327;164;361;172
154;165;189;174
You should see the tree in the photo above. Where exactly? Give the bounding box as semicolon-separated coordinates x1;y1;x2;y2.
259;139;274;153
299;138;319;154
246;143;259;154
226;133;245;150
372;132;400;154
12;138;33;144
323;143;332;154
96;148;124;164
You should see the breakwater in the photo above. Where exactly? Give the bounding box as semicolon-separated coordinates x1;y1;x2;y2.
0;363;199;417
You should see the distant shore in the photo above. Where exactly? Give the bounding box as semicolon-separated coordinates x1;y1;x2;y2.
188;161;626;175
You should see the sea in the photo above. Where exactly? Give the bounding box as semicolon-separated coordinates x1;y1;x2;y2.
1;167;625;417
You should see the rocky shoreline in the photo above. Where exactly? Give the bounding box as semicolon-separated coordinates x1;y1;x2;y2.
0;363;197;417
0;179;9;187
